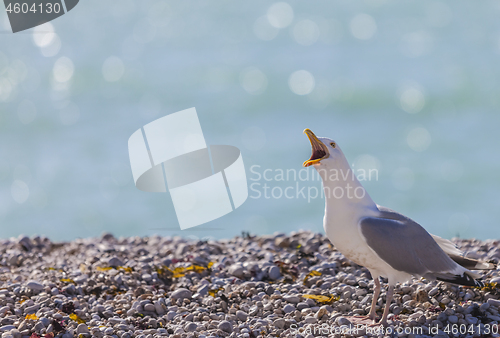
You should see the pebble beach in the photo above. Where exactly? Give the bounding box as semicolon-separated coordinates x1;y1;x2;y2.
0;232;499;338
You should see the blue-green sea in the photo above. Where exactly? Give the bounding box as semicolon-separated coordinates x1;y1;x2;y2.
0;0;499;241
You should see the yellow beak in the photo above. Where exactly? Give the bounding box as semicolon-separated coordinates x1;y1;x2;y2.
303;128;329;167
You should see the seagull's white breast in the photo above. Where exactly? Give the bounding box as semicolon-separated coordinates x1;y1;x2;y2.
323;202;412;283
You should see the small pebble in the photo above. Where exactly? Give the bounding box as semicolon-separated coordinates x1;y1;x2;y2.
268;266;281;280
171;288;192;300
76;323;90;334
218;321;232;333
336;317;352;326
236;310;248;322
283;295;300;303
26;281;44;291
184;323;197;332
273;318;285;329
107;257;123;267
487;299;500;308
143;303;155;312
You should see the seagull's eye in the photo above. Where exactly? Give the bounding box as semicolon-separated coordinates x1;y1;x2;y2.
330;142;336;148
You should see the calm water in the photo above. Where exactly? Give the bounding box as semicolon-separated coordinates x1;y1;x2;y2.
0;0;499;241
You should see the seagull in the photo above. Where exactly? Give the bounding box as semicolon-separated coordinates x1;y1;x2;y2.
302;128;495;326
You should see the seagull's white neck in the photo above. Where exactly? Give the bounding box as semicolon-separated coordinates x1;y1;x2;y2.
315;155;378;229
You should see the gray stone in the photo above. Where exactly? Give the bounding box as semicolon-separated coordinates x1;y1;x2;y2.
429;287;439;296
108;317;121;325
480;303;490;312
9;329;20;338
218;321;232;333
336;317;352;326
184;323;197;332
95;305;105;313
391;305;402;316
24;304;39;314
304;315;317;324
73;275;87;284
488;315;500;321
76;323;90;334
283;304;295;313
248;305;259;316
176;243;189;256
466;316;478;325
107;257;123;267
154;301;164;315
171;288;192;300
101;232;114;241
148;318;157;329
273;318;285;329
236;310;248;322
197;284;209;296
166;311;176;321
315;307;327;319
487;299;500;308
143;304;155;312
33;321;45;332
18;236;32;251
102;309;114;318
283;295;300;303
17;321;27;332
401;286;413;294
26;281;44;291
62;284;76;294
116;324;129;331
437;312;447;322
1;318;14;326
39;318;50;328
297;302;309;310
268;266;281;280
228;265;245;278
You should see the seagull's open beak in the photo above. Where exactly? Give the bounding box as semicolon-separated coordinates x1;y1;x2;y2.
303;129;329;167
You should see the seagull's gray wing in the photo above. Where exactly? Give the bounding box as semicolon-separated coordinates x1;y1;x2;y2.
359;215;458;276
376;206;495;271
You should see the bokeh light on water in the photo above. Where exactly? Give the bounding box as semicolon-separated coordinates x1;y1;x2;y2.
0;0;499;241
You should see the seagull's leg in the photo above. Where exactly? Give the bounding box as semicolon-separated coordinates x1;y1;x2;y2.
376;283;394;327
366;277;381;321
352;277;380;323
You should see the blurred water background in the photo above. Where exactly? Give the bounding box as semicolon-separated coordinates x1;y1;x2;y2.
0;0;499;241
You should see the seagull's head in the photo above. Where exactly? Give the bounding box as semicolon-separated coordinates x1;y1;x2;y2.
302;128;341;168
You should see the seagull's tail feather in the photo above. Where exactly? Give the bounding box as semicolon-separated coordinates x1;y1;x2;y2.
430;234;496;271
428;272;484;287
431;234;463;256
448;255;496;270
